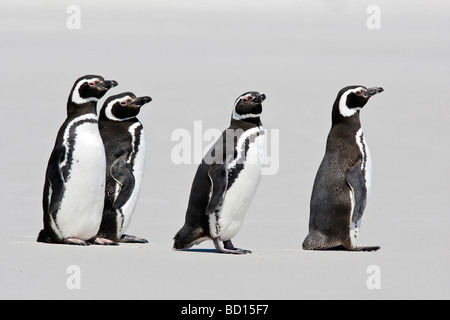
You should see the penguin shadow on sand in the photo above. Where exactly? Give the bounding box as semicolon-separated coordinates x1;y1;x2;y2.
177;248;219;254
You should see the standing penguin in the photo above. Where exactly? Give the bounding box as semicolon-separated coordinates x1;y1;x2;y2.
174;91;266;254
38;75;118;245
96;92;152;244
303;86;383;251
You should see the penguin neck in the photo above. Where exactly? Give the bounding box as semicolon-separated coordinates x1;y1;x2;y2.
99;107;140;124
332;104;361;129
67;100;99;119
230;116;262;129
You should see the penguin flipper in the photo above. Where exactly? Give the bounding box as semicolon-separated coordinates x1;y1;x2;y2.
206;162;228;215
110;155;135;209
346;159;367;223
46;160;65;215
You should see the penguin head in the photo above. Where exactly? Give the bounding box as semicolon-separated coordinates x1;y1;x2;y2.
232;91;266;121
334;86;384;118
69;75;118;105
101;92;152;121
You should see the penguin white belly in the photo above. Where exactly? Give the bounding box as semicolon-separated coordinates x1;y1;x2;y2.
119;125;146;236
57;122;106;240
217;131;265;241
350;128;372;247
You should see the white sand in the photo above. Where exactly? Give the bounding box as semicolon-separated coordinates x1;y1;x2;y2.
1;0;449;299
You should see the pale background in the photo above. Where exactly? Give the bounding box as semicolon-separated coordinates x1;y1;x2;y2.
0;0;449;299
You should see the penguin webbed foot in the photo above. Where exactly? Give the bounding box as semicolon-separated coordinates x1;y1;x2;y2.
213;239;252;255
63;237;91;246
92;237;119;246
120;234;149;244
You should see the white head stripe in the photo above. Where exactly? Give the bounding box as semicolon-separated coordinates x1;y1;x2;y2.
232;109;261;120
71;78;100;105
105;96;134;121
339;87;364;117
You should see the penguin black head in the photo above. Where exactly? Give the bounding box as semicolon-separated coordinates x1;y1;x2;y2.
334;86;384;118
69;75;118;105
101;92;152;121
232;91;266;121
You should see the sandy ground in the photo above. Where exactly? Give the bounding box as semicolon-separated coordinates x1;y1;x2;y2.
1;0;449;300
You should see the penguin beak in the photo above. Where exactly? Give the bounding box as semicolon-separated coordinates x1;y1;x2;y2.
132;96;152;107
99;80;119;91
367;87;384;97
253;93;266;104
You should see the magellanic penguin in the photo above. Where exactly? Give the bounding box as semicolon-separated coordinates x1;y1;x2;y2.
96;92;152;244
38;75;118;245
173;92;267;254
303;86;383;252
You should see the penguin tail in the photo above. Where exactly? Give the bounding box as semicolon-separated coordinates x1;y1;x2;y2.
302;230;344;250
173;225;207;250
36;228;58;244
302;231;329;250
36;229;48;243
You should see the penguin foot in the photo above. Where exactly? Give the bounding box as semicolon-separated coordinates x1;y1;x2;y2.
213;239;252;255
120;234;148;244
93;237;119;246
63;237;91;246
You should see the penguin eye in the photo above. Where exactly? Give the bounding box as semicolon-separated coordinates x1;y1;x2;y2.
355;90;361;96
88;81;96;86
243;97;249;103
120;100;127;106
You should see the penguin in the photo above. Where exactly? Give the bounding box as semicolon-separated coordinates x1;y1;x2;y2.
303;85;383;251
173;91;266;254
38;75;118;245
96;92;152;244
